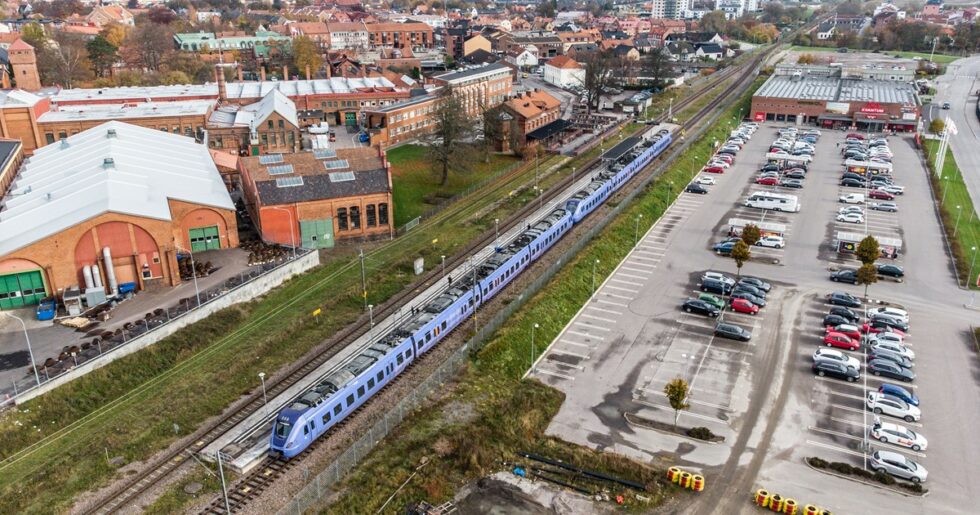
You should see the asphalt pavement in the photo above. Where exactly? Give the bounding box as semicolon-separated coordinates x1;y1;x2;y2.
931;55;980;219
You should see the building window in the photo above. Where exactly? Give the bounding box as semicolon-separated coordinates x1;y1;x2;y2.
261;134;268;146
366;204;376;227
378;203;389;225
45;133;55;144
278;120;284;129
337;208;348;230
350;206;361;229
267;120;274;129
287;132;295;144
58;131;67;140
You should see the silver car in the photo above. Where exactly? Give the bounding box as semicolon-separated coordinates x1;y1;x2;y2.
870;340;915;360
813;348;861;369
867;392;920;422
870;450;928;483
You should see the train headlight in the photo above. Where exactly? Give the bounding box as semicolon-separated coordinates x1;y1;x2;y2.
286;440;296;449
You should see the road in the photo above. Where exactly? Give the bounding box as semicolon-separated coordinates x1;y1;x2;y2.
931;55;980;218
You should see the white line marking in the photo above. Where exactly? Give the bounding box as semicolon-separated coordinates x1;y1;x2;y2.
634;400;729;424
560;340;591;349
602;292;634;300
574;321;611;331
566;330;603;340
534;368;575;380
610;278;641;286
581;313;616;323
805;440;865;458
549;348;590;360
596;298;629;307
606;284;639;293
588;306;622;315
621;266;652;274
616;272;649;280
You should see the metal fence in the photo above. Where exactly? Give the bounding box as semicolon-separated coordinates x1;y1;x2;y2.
277;88;732;515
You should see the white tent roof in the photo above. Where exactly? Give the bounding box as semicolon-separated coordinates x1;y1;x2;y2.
0;121;234;256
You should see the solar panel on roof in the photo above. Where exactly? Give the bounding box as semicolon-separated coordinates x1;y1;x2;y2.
323;159;350;170
275;176;304;188
313;149;337;159
268;164;294;175
259;154;284;164
328;171;355;182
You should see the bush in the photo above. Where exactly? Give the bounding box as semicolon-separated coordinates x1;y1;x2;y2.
874;470;897;485
901;482;924;493
807;457;829;469
686;427;714;440
829;462;853;474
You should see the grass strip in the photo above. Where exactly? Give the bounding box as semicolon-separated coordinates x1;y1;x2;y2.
788;46;961;64
922;139;980;288
324;78;763;514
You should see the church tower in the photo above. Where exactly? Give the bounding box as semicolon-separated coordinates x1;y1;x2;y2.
8;38;41;91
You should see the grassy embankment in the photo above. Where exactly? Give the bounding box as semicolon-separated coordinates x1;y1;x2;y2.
789;46;961;64
923;139;980;288
325;79;765;514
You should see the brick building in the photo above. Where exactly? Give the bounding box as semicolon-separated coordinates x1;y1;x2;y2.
207;89;302;155
500;89;562;142
367;22;434;49
238;147;393;248
0;122;237;308
0;89;49;153
36;100;214;146
8;39;40;92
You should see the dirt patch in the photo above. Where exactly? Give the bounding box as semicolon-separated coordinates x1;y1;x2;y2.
440;400;478;427
452;473;613;515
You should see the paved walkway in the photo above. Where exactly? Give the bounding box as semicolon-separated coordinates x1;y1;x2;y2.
931;55;980;218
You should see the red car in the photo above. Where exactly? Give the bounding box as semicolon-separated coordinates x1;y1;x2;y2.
861;323;906;337
704;166;725;174
755;176;779;185
868;189;895;200
824;331;860;351
825;324;861;339
846;133;866;140
731;298;760;315
713;155;734;164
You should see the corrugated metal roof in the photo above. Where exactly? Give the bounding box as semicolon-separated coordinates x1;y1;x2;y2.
0;121;233;255
755;75;839;101
38;100;214;122
756;74;918;104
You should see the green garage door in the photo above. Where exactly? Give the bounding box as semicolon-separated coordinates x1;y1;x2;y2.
189;226;221;252
300;218;334;249
0;270;46;309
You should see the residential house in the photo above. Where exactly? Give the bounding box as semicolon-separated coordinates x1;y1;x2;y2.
506;48;539;69
500;89;562;143
543;55;585;89
85;5;135;27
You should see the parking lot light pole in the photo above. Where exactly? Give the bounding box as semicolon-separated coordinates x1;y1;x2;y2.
368;304;374;328
941;176;950;205
863;342;869;470
591;259;600;299
530;323;539;373
494;218;499;247
634;214;643;246
440;255;446;278
954;205;963;237
968;246;978;289
258;372;268;408
2;312;40;386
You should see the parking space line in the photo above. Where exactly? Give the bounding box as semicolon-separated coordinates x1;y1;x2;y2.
809;425;861;442
560;340;591;349
805;440;865;459
581;313;616;323
643;389;732;410
602;292;634;300
548;348;590;360
629;255;660;262
596;299;629;308
606;284;639;293
588;306;622;315
534;368;575;380
574;321;611;331
616;271;649;280
547;359;586;371
566;330;603;340
609;278;639;286
634;399;730;425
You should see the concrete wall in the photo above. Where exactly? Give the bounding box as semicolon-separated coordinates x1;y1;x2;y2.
12;250;320;405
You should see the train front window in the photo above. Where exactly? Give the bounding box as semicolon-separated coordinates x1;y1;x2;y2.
274;421;292;439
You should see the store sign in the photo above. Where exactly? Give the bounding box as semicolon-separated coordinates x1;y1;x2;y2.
860;102;885;114
826;102;850;114
902;113;916;121
754;112;765;122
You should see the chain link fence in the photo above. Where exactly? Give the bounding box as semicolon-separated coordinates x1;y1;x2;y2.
278;89;731;515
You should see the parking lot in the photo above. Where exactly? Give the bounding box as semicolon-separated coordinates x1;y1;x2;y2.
531;122;980;514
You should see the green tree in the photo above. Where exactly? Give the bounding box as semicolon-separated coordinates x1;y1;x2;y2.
480;102;505;163
856;235;880;265
856;263;879;299
291;35;323;78
664;378;690;430
741;224;762;247
425;88;473;186
536;0;556;18
731;240;751;280
700;10;728;34
87;35;118;78
929;118;945;134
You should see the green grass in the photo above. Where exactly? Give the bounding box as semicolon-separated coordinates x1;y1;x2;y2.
923;140;980;288
326;78;764;514
789;46;961;64
388;145;521;227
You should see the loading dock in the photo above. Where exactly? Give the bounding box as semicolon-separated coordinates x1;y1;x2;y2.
0;269;47;309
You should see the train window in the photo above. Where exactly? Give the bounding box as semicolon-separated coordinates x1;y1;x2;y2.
406;348;413;358
303;425;309;436
433;327;440;337
425;332;432;342
468;299;474;307
346;394;355;406
322;413;331;425
368;378;375;389
397;354;404;365
334;404;342;416
441;321;447;330
357;386;365;397
377;371;384;382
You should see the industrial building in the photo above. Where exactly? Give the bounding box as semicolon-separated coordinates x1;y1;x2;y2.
0;121;238;309
238;147;393;249
750;65;921;131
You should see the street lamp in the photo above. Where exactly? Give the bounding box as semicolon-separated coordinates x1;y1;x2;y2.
530;323;539;372
368;304;374;328
268;206;298;260
967;246;978;289
441;255;446;278
494;218;499;247
258;372;268;408
591;259;600;299
634;213;643;245
941;176;950;205
2;312;40;387
954;205;963;237
571;166;576;182
175;244;201;308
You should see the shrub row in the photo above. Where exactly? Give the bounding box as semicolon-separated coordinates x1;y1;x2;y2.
686;427;715;441
806;457;923;493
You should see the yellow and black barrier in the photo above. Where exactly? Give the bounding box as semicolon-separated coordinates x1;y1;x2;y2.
753;489;830;514
665;467;706;492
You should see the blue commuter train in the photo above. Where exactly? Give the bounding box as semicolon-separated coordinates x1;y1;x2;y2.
270;126;673;459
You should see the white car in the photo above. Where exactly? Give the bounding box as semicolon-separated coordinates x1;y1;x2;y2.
870;340;915;360
702;271;735;285
729;137;747;145
836;212;864;224
868;307;909;323
755;235;785;248
813;348;861;370
838;206;864;216
706;159;730;168
870;450;928;483
876;184;905;195
868;331;905;346
870;420;928;451
695;176;716;185
867;391;921;422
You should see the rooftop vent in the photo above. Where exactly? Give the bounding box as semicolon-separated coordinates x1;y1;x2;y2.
45;192;52;201
60;139;69;150
107;129;117;138
103;157;115;169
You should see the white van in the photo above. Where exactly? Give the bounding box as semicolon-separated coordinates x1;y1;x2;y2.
745;191;801;212
839;193;865;204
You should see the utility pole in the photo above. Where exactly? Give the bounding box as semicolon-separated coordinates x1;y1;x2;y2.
216;451;231;514
530;323;539;373
359;249;367;310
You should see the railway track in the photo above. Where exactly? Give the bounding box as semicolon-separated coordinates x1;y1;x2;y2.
82;48;767;515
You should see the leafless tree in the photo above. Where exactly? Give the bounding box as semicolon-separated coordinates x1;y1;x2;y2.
425;88;474;185
580;50;615;114
38;33;93;88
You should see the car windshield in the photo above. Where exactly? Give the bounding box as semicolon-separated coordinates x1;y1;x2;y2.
274;421;292;439
905;458;917;470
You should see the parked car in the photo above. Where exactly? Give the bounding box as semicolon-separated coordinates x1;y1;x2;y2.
879;383;919;406
836;212;864;224
828;291;861;307
870;202;899;212
839;206;864;216
876;264;904;280
869;189;895;200
713;241;736;255
813;347;861;369
875;184;905;195
812;360;860;382
869;348;914;369
682;298;720;317
686;183;709;194
823;314;852;327
760;163;782;173
733;282;766;298
829;306;859;323
869;314;909;333
870;340;915;360
695;176;716;185
868;392;920;422
756;176;779;186
755;235;785;248
839;193;865;204
715;322;752;341
870;450;928;483
826;324;862;340
868;358;915;382
824;331;859;351
830;269;858;284
840;178;866;188
739;276;771;292
870;420;927;452
698;293;725;310
780;178;804;188
701;277;733;295
703;166;725;174
730;298;760;315
862;320;906;337
868;331;905;346
868;307;909;323
703;271;735;285
731;291;766;307
784;170;807;180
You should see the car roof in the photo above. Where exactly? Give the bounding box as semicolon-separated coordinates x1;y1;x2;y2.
875;449;909;461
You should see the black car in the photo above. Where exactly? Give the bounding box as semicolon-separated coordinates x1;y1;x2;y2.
868;349;914;369
733;283;766;299
829;306;859;323
840;178;866;188
866;318;904;334
686;183;709;194
700;278;733;295
876;264;904;280
783;171;807;180
830;269;859;284
682;298;720;317
780;178;804;188
760;163;782;173
828;291;861;307
813;361;859;382
739;276;771;292
841;172;866;182
823;314;852;327
870;315;909;332
868;358;915;382
715;322;752;342
731;291;766;307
